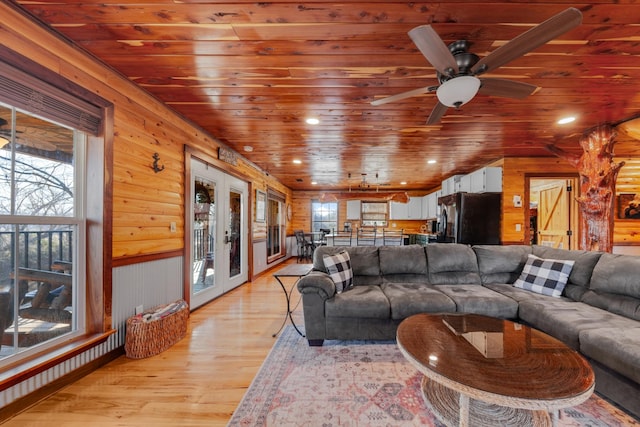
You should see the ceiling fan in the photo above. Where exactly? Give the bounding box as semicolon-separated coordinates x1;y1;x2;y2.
371;7;583;124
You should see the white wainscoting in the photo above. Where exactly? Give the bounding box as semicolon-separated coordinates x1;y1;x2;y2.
1;256;183;408
111;256;184;347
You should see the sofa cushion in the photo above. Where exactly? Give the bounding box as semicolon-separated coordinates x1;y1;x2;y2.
531;245;603;292
435;285;518;319
379;245;428;276
473;245;532;284
513;254;574;298
426;243;481;285
518;300;638;349
590;252;640;299
325;285;390;319
323;250;353;293
581;290;640;321
484;283;575;304
314;246;382;285
579;327;640;384
381;283;456;320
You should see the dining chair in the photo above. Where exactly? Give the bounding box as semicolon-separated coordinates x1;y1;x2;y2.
331;228;352;246
315;229;330;247
294;230;314;262
383;229;404;246
356;227;377;246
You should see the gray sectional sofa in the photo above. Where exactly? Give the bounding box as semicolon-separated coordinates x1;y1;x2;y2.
296;243;640;418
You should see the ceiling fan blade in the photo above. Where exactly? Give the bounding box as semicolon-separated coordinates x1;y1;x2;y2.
371;86;436;106
478;78;539;99
471;7;582;75
408;25;459;76
426;102;448;125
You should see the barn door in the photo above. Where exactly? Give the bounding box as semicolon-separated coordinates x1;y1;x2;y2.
533;179;577;249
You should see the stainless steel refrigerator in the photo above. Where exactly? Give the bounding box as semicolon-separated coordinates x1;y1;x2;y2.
437;192;502;245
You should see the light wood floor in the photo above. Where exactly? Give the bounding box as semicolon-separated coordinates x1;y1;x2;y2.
2;259;306;426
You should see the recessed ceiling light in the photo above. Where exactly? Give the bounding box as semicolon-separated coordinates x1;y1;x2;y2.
427;159;437;164
311;181;317;185
400;181;407;185
557;116;576;125
306;118;320;125
243;145;253;152
293;159;302;164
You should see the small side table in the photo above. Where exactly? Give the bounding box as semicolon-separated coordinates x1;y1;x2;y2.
272;263;312;337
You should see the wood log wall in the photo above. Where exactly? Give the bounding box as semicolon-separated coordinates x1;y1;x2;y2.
502;157;640;248
614;158;640;247
291;191;429;234
1;3;291;263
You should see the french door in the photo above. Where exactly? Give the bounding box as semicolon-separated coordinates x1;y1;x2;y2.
190;158;248;309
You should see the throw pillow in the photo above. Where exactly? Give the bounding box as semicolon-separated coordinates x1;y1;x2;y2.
513;254;575;298
323;250;353;293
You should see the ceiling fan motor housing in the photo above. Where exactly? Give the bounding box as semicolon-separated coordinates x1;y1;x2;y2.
437;40;480;84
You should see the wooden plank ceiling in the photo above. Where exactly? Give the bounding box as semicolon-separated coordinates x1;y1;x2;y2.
15;0;640;191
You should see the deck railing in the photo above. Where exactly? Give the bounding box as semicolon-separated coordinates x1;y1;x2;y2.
193;228;213;261
0;229;212;283
0;230;73;282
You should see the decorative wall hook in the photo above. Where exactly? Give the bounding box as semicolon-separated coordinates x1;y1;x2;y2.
152;152;165;173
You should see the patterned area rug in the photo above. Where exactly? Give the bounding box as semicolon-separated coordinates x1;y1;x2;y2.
228;327;639;426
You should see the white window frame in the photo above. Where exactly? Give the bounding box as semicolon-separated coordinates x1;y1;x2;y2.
311;200;338;232
0;105;87;365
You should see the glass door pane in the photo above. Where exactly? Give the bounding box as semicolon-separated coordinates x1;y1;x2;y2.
193;179;215;293
267;198;282;258
228;190;241;278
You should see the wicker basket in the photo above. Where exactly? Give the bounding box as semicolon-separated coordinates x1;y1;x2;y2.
125;300;189;359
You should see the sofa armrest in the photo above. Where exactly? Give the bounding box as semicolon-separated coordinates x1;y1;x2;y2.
297;271;336;300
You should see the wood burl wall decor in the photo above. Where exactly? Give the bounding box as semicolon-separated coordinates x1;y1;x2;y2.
547;124;625;253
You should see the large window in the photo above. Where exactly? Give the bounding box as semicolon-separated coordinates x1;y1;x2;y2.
361;201;388;227
0;53;107;371
311;201;338;232
0;104;85;361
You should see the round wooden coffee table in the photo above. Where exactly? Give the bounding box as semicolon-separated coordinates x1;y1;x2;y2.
397;313;595;427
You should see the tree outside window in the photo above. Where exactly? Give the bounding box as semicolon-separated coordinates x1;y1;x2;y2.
0;104;84;361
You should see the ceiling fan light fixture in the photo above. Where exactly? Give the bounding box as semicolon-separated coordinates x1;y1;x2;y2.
436;76;481;108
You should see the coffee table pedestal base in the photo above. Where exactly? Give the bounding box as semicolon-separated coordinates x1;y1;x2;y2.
421;377;552;427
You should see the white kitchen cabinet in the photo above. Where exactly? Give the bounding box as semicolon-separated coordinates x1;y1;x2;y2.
422;191;440;219
456;174;472;193
407;196;422;219
421;195;429;219
469;167;502;193
389;200;408;220
441;175;463;196
389;197;422;219
346;200;361;220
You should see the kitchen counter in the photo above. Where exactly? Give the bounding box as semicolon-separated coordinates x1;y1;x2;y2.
409;233;438;245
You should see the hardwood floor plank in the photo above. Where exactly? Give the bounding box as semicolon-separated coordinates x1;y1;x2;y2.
2;260;307;426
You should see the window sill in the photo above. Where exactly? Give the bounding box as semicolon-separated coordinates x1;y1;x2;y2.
0;330;116;391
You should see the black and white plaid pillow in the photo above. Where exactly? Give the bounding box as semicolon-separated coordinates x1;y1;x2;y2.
513;254;575;297
323;250;353;293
